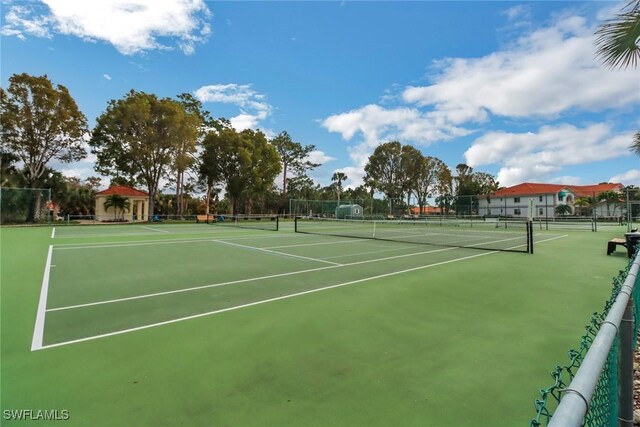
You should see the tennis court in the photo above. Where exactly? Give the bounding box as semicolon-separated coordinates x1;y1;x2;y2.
1;220;630;426
36;219;546;349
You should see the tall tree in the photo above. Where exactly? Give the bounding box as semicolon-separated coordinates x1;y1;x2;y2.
331;172;348;205
400;145;423;212
364;141;405;213
414;156;448;215
270;131;320;194
243;129;282;213
174;93;209;216
90;90;196;220
200;127;281;215
0;73;88;221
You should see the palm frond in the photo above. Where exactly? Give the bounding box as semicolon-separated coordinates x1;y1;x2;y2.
595;0;640;69
630;130;640;156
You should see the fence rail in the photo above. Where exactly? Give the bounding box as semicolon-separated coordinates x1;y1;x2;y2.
531;248;640;426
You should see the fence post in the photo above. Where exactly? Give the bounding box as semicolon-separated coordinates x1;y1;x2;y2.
618;296;634;427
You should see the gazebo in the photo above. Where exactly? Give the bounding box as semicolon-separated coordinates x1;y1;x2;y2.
95;185;150;222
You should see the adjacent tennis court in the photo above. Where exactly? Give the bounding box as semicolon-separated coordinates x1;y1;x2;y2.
1;220;630;426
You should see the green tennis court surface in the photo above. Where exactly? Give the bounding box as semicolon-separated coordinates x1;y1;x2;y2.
1;222;630;426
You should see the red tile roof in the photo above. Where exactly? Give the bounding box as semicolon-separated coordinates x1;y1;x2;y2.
410;206;443;214
491;182;623;197
96;185;149;197
491;183;570;196
568;183;624;197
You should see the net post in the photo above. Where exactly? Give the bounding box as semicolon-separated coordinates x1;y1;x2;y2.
294;216;298;233
275;215;279;231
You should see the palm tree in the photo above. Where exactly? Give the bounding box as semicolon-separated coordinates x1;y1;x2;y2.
598;191;621;217
103;194;131;220
595;1;640;155
555;204;573;217
573;196;594;217
595;0;640;69
629;130;640;157
331;172;348;205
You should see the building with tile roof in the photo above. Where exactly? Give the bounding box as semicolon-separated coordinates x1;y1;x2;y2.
477;182;624;219
95;185;150;222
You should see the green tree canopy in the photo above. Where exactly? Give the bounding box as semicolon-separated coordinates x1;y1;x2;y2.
414;156;450;215
200;127;281;215
90;90;197;220
0;73;88;221
364;141;405;206
270;131;320;194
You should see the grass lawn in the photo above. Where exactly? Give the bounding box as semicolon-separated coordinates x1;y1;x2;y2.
0;222;630;426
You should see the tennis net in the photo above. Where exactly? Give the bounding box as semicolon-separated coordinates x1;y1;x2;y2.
294;217;533;253
213;214;279;231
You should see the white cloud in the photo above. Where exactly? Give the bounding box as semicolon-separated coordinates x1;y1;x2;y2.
306;150;335;165
464;124;633;187
402;15;639;122
321;7;639;188
610;169;640;185
103;74;112;80
1;4;54;39
322;104;471;147
1;0;212;55
502;5;532;21
194;83;273;131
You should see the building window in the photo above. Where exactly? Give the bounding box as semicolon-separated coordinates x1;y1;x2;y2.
514;197;521;203
539;208;544;215
514;208;521;215
539;196;543;202
558;194;564;202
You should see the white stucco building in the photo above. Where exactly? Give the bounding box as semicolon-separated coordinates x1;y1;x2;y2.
477;182;624;219
95;185;150;222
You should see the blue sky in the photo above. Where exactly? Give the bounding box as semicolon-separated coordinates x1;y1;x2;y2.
1;0;639;190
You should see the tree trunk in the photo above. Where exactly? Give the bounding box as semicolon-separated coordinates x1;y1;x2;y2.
282;163;288;194
176;170;183;217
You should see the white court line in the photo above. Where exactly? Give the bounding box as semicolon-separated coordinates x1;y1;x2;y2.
38;234;568;350
37;249;498;351
52;232;304;249
51;227;56;239
46;246;459;312
31;245;53;351
264;239;368;249
46;234;568;313
141;226;169;234
321;245;418;260
54;239;215;250
212;239;343;266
